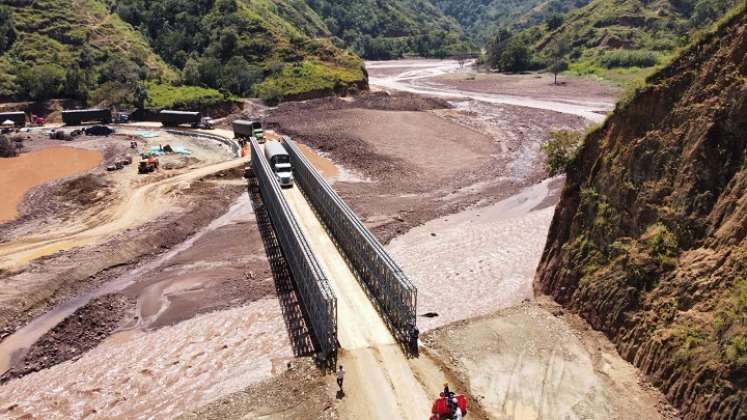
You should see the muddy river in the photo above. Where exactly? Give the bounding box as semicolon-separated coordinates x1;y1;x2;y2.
0;147;102;223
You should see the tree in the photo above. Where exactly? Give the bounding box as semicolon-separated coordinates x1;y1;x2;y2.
486;29;513;69
546;14;564;31
0;5;15;54
220;56;262;96
498;38;530;73
16;64;66;100
547;36;570;84
182;57;201;86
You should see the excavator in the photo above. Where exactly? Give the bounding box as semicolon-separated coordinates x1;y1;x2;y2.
430;383;468;420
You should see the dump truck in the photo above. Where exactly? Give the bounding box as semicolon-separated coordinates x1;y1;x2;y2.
0;112;27;127
62;109;112;125
158;110;213;129
265;141;294;188
233;120;264;143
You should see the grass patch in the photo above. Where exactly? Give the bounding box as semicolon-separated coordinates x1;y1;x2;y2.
255;60;364;103
145;82;225;109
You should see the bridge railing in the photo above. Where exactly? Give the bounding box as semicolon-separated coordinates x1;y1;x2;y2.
283;137;417;346
249;138;337;364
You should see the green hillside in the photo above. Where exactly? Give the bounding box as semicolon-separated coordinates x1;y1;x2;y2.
0;0;176;101
535;0;742;82
0;0;367;105
432;0;589;44
306;0;474;59
482;0;742;85
115;0;366;104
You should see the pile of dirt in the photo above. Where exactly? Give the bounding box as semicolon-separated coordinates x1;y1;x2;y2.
178;358;334;420
0;173;116;236
0;294;135;383
267;91;450;117
536;10;747;419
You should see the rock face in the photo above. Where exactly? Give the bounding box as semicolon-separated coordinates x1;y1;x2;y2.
536;9;746;420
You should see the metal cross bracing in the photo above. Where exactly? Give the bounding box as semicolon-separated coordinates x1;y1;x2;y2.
282;136;418;348
249;138;337;366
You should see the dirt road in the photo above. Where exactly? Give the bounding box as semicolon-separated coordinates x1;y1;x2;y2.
283;186;442;420
0;157;246;269
367;59;612;123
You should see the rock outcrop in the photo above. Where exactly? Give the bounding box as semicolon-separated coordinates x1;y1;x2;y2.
536;8;747;419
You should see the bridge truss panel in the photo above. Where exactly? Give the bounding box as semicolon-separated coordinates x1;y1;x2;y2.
249;138;337;364
283;137;417;346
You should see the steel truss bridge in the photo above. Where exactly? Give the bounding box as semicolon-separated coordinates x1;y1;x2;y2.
248;137;417;364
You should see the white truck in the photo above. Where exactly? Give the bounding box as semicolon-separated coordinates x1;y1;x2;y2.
264;141;294;188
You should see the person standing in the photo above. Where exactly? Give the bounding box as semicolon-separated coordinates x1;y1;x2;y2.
336;365;345;392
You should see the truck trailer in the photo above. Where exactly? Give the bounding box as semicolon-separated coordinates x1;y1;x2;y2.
233;119;264;142
264;141;294;188
62;109;112;125
159;110;208;128
0;112;26;127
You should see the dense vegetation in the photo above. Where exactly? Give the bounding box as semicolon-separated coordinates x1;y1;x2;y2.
479;0;742;84
432;0;588;44
115;0;366;104
306;0;474;59
0;0;366;106
0;0;175;103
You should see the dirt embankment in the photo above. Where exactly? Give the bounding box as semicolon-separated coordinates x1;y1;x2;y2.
536;10;747;419
1;294;135;383
423;300;677;420
266;91;587;243
178;358;334;420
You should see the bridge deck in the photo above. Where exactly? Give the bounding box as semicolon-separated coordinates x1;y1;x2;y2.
282;181;437;419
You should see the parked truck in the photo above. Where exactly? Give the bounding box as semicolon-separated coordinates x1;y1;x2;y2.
233;120;264;143
159;110;213;129
264;141;294;188
62;109;112;125
0;112;27;127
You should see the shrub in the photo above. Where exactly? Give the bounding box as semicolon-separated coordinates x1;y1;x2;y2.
542;130;584;176
600;50;660;68
0;135;17;157
145;82;224;109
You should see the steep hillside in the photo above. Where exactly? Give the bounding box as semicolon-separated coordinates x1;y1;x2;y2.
536;8;746;419
114;0;366;103
0;0;176;100
432;0;589;44
306;0;473;59
530;0;742;82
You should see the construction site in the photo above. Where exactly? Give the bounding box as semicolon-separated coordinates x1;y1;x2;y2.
0;59;679;420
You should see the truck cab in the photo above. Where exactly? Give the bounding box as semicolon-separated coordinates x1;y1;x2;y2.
274;162;294;188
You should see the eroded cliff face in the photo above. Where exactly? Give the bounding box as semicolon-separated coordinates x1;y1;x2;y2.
536;9;746;419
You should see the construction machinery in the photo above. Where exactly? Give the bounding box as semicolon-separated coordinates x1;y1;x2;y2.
138;156;159;174
62;108;112;125
233;119;264;143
